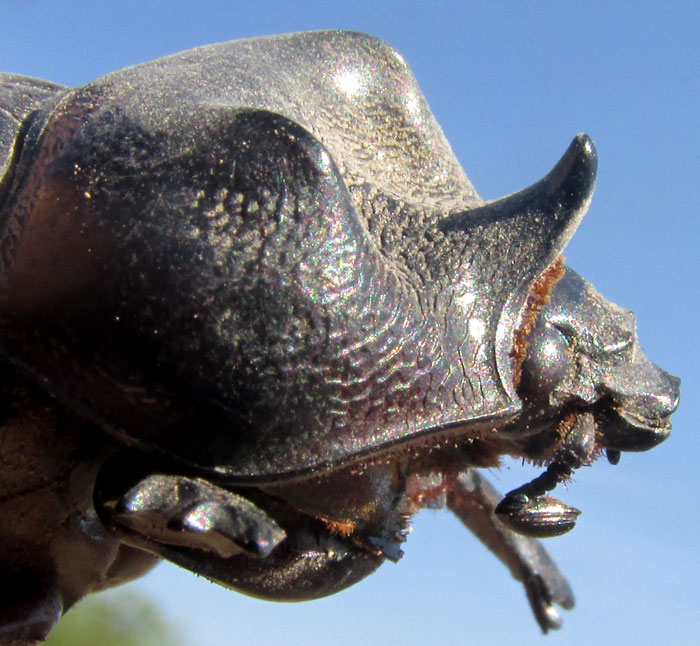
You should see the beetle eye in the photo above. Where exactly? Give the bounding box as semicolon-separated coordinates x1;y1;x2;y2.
518;322;574;406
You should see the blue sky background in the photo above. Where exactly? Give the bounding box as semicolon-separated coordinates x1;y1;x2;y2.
2;2;698;645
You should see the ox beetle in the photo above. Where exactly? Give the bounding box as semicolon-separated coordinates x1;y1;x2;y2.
0;30;679;643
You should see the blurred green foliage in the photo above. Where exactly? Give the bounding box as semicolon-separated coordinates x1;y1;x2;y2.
45;589;184;646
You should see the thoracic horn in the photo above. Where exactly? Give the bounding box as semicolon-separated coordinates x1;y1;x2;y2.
436;134;598;400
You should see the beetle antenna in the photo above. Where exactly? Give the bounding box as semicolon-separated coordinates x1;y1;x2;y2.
493;459;581;539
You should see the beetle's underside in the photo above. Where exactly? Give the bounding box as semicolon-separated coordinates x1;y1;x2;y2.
0;30;679;644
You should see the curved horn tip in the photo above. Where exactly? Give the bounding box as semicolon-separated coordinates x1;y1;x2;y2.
574;132;597;162
535;133;597;219
573;132;595;154
564;133;598;185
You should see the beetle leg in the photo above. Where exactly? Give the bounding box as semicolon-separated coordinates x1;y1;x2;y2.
0;573;63;644
96;470;285;559
446;470;574;633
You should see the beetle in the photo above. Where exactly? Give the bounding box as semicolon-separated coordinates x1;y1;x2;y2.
0;31;679;643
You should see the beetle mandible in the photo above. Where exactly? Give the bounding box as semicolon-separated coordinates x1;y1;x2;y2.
0;30;680;643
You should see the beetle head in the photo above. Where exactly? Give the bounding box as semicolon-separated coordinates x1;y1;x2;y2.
515;268;679;456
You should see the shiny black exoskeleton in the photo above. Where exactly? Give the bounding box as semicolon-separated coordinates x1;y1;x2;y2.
0;31;679;644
